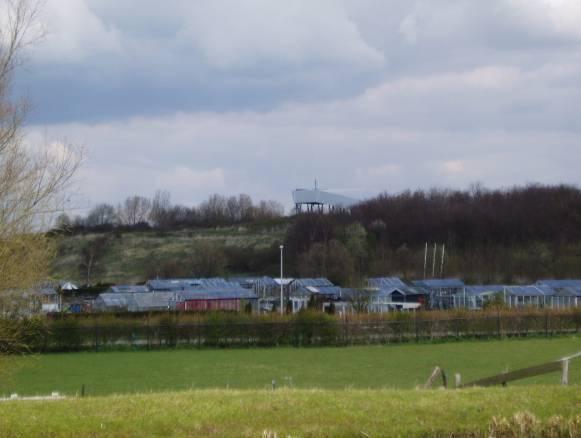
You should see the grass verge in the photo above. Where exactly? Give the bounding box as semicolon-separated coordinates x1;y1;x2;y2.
0;387;579;437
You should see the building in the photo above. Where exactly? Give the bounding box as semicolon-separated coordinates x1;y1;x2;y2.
94;292;178;312
230;276;280;299
412;279;466;309
463;285;505;309
292;184;358;213
367;277;426;304
502;285;555;308
175;287;257;312
147;278;240;292
107;285;150;294
287;278;342;312
537;280;581;308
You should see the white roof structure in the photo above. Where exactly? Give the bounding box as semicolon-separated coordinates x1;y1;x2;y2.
60;282;78;291
292;188;358;210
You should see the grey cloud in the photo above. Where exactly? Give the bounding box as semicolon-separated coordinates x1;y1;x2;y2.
27;57;581;209
12;0;581;209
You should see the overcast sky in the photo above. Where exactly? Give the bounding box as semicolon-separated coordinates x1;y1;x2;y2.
13;0;581;211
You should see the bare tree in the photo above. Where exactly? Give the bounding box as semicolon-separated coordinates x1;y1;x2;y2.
118;195;151;225
226;195;240;223
0;0;81;291
78;236;109;285
86;203;116;227
190;241;226;277
149;190;171;227
238;194;254;222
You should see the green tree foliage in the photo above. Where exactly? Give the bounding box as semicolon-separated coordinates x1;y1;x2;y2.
298;239;355;286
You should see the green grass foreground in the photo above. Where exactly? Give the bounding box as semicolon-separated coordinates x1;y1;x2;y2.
1;337;580;397
0;387;580;437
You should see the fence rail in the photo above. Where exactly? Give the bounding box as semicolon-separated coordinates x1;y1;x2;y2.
4;311;578;353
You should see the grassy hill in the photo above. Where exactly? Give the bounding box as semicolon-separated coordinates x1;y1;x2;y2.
51;222;287;284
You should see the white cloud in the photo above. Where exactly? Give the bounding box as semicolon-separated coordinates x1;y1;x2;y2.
154;166;226;201
32;0;122;63
10;0;581;208
442;160;465;174
26;54;581;208
179;0;385;71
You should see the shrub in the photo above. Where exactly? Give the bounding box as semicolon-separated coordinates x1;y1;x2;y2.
290;311;338;346
49;319;83;351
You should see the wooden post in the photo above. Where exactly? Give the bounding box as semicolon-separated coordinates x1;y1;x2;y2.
562;360;569;386
424;367;448;389
455;373;462;388
424;367;442;389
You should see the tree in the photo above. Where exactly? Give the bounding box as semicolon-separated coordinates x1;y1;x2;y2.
149;190;171;227
0;0;81;291
118;195;151;226
344;222;368;279
190;241;226;277
78;236;109;285
1;0;80;357
54;213;72;231
85;203;116;227
298;239;355;286
238;194;254;222
394;244;413;278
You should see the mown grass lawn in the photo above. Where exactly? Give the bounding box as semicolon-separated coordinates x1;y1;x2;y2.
1;337;580;397
0;387;579;437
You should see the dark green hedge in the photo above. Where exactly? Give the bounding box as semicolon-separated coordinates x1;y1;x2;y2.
1;309;580;353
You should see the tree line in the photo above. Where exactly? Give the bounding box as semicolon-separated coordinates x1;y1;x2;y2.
59;184;581;286
56;191;285;232
283;184;581;285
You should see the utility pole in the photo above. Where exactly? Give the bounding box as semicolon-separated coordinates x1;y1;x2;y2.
432;243;437;277
423;242;428;279
280;245;284;316
440;244;445;278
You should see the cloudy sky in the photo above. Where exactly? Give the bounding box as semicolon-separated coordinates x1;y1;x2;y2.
13;0;581;211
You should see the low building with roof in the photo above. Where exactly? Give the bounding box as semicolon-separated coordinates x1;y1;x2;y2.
412;279;466;309
367;277;427;305
463;285;506;309
147;278;240;292
292;185;358;213
230;276;281;299
94;292;178;312
537;280;581;307
288;278;342;313
107;285;150;294
503;285;555;308
175;287;257;312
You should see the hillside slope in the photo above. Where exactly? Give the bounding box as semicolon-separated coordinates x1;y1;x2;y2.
52;223;287;284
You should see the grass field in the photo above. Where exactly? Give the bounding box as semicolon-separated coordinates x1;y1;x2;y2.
0;387;580;436
2;337;580;397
